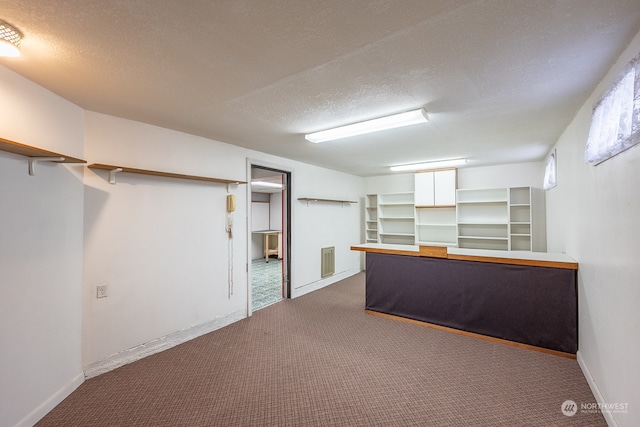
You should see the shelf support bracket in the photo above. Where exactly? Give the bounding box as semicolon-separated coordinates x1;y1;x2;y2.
109;168;123;184
226;182;240;193
28;157;65;176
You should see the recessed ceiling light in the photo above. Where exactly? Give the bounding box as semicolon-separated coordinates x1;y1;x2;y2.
0;19;22;58
305;108;428;143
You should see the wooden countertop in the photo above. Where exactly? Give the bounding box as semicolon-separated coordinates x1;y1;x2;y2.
351;243;578;270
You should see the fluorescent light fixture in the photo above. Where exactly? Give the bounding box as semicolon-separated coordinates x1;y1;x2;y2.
390;158;467;172
305;108;428;143
0;19;22;57
251;181;283;189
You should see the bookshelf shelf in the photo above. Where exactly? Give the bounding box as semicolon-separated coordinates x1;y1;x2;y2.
0;137;86;176
88;163;246;185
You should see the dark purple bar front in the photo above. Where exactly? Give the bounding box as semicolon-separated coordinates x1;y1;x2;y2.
365;253;577;354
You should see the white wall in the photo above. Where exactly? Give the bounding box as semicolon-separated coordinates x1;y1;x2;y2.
250;192;283;260
82;112;363;372
82;112;250;368
0;67;85;427
270;191;283;229
364;161;543;194
251;201;270;231
364;172;415;194
457;162;543;189
0;66;363;424
251;200;270;259
546;30;640;427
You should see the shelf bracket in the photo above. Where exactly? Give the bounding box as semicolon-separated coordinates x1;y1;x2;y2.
108;168;123;184
28;156;65;176
226;182;241;193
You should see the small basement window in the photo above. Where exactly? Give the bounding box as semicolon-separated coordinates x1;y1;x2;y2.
543;149;557;190
584;52;640;165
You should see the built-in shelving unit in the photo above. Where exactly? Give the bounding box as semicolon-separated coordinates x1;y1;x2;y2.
0;137;86;175
456;188;509;250
509;187;531;251
456;187;545;251
508;187;546;251
365;194;379;243
88;163;246;185
377;192;415;245
363;185;545;251
414;169;457;246
415;207;458;247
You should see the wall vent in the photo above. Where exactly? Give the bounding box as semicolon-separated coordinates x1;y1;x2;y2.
321;247;335;278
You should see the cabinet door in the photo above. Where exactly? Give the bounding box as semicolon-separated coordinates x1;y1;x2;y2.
414;172;435;207
434;169;457;206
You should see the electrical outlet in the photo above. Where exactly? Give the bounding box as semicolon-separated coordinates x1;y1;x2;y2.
96;284;108;299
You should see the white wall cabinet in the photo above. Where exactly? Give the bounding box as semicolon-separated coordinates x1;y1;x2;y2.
414;169;457;207
414;169;457;246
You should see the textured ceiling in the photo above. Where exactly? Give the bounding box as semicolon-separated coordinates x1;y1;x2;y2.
2;0;640;176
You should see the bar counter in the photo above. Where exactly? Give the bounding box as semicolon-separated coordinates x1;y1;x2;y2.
351;244;578;356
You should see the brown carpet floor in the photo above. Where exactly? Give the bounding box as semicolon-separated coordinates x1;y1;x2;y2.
37;273;605;426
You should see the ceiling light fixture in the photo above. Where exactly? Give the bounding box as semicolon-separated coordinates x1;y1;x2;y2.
305;108;428;143
390;158;467;172
251;181;283;189
0;19;22;57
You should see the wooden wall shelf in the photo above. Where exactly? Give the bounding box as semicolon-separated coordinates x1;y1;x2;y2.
88;163;247;185
0;137;86;175
298;197;357;206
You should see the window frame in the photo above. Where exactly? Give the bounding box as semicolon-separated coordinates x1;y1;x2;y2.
543;149;557;190
584;53;640;165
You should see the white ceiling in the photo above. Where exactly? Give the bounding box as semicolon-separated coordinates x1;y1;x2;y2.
2;1;640;176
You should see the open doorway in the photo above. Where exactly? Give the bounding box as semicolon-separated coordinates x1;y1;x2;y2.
249;165;291;312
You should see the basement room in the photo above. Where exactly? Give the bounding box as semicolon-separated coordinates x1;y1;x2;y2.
1;1;639;426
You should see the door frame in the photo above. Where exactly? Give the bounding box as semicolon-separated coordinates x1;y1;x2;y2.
246;158;293;316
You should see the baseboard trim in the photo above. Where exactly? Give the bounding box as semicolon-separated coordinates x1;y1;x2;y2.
291;268;359;298
16;372;84;427
366;310;577;359
577;351;617;427
84;309;246;379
